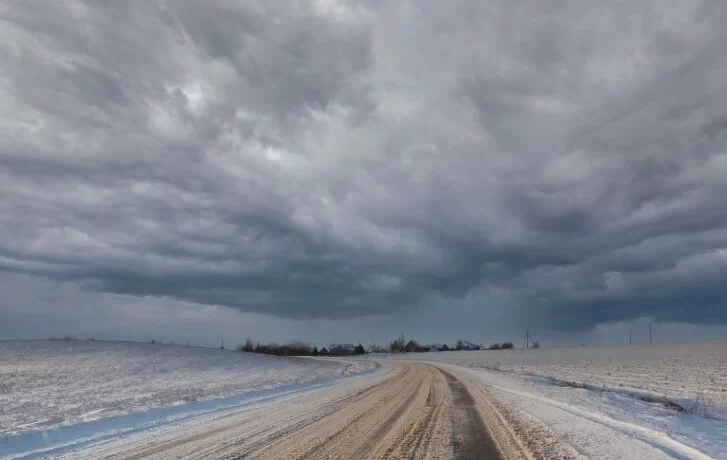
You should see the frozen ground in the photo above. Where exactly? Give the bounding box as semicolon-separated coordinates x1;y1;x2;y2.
0;340;374;437
4;340;726;459
0;362;518;460
421;342;727;413
403;342;727;458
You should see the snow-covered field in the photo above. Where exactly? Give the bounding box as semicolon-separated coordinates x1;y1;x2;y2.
0;340;373;437
422;342;727;412
407;342;727;458
4;340;727;459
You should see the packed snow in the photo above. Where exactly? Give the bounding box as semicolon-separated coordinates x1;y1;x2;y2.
405;342;727;458
0;340;374;438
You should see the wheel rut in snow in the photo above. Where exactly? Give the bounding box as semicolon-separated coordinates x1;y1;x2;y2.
63;363;522;460
439;368;505;460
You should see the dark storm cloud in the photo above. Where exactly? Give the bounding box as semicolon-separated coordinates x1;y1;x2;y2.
2;0;727;330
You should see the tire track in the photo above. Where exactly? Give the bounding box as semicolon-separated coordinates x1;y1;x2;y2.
64;362;527;460
439;368;505;460
311;378;424;459
407;376;446;456
380;369;447;459
95;366;407;460
233;364;416;459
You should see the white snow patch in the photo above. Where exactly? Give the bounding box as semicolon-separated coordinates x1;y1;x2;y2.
0;340;374;438
396;343;727;458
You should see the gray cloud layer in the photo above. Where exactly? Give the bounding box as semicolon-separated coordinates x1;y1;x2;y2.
2;0;727;331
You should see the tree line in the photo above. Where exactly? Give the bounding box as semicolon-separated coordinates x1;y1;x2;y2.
234;335;540;356
237;338;366;356
372;335;535;353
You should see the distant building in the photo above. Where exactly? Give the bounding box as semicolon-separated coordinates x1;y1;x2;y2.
428;343;449;352
405;340;428;353
329;344;356;356
457;340;481;351
319;347;329;356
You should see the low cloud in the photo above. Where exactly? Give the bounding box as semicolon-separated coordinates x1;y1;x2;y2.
2;0;727;333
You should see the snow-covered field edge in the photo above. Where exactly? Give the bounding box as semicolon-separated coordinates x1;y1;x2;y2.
448;364;725;459
0;340;377;438
0;360;386;460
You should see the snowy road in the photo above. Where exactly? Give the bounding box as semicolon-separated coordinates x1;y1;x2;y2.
4;351;718;459
54;362;528;460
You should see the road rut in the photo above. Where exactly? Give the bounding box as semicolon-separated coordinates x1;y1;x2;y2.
64;362;528;460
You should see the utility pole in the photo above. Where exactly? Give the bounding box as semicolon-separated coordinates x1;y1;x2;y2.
649;323;653;344
629;327;632;345
525;328;530;350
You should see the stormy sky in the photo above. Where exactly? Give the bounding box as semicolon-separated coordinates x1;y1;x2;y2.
2;0;727;346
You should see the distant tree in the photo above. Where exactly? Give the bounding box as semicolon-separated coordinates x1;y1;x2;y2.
455;340;465;351
489;343;502;350
241;338;254;352
312;346;319;356
390;335;407;353
532;342;541;349
355;343;365;355
502;342;514;350
398;336;407;352
150;339;156;344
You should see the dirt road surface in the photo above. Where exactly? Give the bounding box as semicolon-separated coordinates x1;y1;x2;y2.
67;362;531;460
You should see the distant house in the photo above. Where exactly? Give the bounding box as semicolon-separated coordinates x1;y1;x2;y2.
457;340;481;351
428;343;449;352
405;340;428;353
319;347;329;356
329;344;356;356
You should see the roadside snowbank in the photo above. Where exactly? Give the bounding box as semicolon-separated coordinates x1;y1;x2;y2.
459;366;724;459
404;343;727;458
